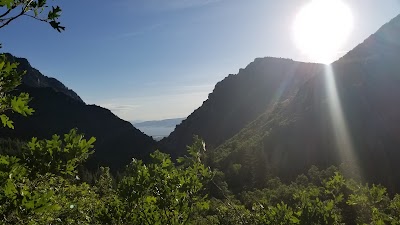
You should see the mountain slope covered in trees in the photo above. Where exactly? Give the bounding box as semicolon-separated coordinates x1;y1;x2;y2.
211;14;400;193
161;58;323;157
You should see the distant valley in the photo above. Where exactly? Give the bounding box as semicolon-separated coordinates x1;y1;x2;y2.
133;118;185;140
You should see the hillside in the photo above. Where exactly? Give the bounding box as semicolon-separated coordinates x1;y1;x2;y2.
211;14;400;192
0;54;157;171
161;58;323;157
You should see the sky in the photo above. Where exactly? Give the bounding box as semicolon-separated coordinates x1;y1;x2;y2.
1;0;400;121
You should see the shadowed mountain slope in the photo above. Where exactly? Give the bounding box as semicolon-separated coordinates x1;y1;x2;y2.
0;54;157;171
4;53;83;103
212;14;400;192
161;58;323;157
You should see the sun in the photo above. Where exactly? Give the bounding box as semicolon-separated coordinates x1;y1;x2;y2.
293;0;354;63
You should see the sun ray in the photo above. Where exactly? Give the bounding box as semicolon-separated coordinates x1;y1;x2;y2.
324;65;362;179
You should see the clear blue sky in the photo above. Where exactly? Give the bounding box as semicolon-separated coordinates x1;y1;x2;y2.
1;0;399;121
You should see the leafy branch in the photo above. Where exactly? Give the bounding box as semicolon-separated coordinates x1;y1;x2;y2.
0;54;34;129
0;0;64;31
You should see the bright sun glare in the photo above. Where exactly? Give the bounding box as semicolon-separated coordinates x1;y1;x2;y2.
293;0;354;63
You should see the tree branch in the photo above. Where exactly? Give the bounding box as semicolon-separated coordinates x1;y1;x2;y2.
0;1;36;29
0;8;12;18
23;14;47;22
0;2;18;19
0;9;25;29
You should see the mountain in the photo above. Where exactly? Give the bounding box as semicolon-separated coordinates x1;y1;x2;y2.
160;58;323;157
4;53;83;103
133;118;185;141
211;14;400;192
0;54;157;171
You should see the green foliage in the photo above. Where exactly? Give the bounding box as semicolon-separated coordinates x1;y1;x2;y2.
95;166;114;197
0;0;64;31
209;198;255;225
0;123;214;224
0;54;34;129
1;131;400;225
0;129;96;224
253;202;300;225
346;182;394;224
117;137;212;225
24;129;96;177
0;138;24;156
199;167;400;225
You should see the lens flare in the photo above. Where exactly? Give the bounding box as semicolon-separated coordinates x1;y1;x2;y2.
293;0;354;63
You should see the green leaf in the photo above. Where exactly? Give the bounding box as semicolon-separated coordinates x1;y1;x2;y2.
0;0;13;8
0;114;14;129
49;20;65;32
10;93;34;116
